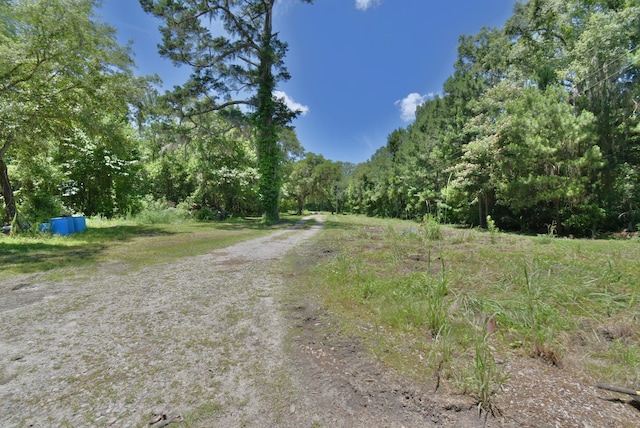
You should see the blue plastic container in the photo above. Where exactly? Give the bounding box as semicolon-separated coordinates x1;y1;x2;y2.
72;216;87;233
38;223;50;232
50;217;71;235
66;217;76;234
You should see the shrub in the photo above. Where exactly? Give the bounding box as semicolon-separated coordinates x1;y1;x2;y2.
133;197;189;225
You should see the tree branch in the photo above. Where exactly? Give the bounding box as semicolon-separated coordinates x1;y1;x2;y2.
182;99;253;119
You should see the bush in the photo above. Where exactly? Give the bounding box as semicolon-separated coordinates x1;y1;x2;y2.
194;205;230;221
18;190;66;225
133;197;190;225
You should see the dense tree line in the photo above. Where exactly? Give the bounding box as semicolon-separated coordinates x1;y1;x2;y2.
344;0;640;236
0;0;309;226
2;0;639;237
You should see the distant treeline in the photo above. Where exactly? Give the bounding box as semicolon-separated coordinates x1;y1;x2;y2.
339;0;640;237
2;0;639;237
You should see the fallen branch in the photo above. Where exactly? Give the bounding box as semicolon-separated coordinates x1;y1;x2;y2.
597;383;640;403
149;410;183;427
597;383;640;397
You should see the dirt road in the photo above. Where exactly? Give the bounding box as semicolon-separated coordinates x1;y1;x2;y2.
0;216;487;427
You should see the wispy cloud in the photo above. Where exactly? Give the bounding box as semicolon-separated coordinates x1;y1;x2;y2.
355;0;382;11
273;90;309;116
395;92;434;122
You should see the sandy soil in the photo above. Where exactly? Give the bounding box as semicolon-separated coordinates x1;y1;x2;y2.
1;215;639;427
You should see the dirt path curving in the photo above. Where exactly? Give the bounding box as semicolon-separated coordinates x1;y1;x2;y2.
0;215;488;427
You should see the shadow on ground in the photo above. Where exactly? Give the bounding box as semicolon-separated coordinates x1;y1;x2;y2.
0;225;173;274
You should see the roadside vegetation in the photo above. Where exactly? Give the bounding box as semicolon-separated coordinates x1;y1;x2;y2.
287;214;640;413
0;206;304;278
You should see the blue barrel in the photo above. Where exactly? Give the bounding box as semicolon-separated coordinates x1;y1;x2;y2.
72;216;87;233
66;217;76;234
50;217;70;235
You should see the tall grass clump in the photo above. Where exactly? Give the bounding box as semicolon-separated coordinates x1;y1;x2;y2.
429;323;454;382
425;268;450;336
518;265;564;365
463;331;508;415
422;214;442;241
486;215;499;243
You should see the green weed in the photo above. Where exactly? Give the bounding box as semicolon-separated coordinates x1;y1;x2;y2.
286;215;640;406
422;214;442;241
468;331;508;415
425;268;450;336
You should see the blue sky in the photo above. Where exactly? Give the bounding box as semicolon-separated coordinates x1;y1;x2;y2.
98;0;517;164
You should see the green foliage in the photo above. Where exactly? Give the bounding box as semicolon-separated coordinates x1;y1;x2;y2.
424;270;450;335
486;215;498;234
422;214;442;240
194;206;217;221
341;0;640;234
18;191;66;226
57;127;143;218
194;206;230;221
563;205;607;237
283;153;349;214
133;197;190;225
140;0;311;224
464;332;508;414
521;266;562;363
146;152;195;206
0;0;143;222
12;155;67;223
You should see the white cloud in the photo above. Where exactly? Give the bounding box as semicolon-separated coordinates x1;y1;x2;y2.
273;90;309;116
355;0;382;11
395;92;433;122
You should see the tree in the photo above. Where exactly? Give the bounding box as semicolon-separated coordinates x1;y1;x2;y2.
0;0;137;223
569;3;640;218
140;0;312;223
57;125;144;217
286;153;325;215
504;0;640;228
450;82;603;233
311;159;343;213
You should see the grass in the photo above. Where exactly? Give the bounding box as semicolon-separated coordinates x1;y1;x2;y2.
0;214;304;277
286;214;640;410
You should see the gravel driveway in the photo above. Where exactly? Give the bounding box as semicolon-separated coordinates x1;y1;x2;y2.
1;215;495;427
1;216;330;427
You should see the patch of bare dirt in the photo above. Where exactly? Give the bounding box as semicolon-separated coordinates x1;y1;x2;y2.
284;299;489;427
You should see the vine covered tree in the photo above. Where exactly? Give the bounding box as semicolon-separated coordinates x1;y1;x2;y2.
140;0;312;223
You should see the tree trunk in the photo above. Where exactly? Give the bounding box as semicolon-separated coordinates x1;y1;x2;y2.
0;147;17;224
478;192;483;228
255;1;280;223
296;196;304;216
